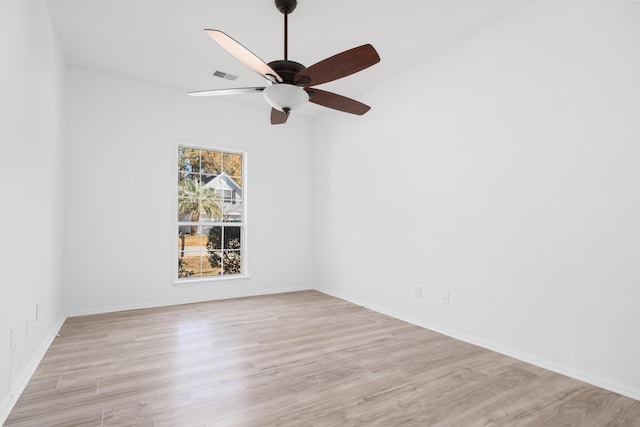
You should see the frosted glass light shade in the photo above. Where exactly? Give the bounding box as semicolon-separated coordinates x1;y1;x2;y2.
263;84;309;112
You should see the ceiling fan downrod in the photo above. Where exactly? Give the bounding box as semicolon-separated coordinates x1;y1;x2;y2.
275;0;297;61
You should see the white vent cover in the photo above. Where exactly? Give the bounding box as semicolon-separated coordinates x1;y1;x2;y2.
213;71;238;81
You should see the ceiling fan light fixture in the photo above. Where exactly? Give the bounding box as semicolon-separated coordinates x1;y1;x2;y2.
263;84;309;112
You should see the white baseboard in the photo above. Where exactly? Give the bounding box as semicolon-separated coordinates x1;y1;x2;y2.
65;285;313;317
0;316;66;426
315;287;640;402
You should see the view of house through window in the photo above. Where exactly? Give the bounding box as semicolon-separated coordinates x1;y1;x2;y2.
177;145;244;280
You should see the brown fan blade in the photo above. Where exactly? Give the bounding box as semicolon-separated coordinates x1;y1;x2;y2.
204;30;283;83
294;44;380;87
188;87;265;97
304;88;371;115
270;108;290;125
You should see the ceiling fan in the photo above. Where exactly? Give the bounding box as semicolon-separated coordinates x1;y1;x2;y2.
188;0;380;125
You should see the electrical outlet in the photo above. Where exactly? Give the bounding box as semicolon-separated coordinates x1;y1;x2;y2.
441;292;450;306
35;303;40;321
414;285;423;299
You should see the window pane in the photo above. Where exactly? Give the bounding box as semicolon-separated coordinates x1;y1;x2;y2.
207;251;223;276
224;226;241;249
177;198;199;222
205;226;222;250
201;253;221;277
222;250;242;275
178;147;200;173
223;206;242;222
230;177;243;188
181;231;205;250
199;200;221;221
222;153;242;177
201;175;217;191
201;180;218;204
201;151;222;175
178;172;190;184
179;251;202;278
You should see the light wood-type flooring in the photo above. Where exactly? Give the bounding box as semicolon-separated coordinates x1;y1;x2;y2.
5;290;640;426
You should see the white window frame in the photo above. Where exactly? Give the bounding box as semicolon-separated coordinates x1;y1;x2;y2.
173;141;249;285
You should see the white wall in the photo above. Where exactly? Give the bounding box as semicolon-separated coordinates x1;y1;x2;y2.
3;0;639;421
0;0;66;421
314;0;640;399
63;67;315;315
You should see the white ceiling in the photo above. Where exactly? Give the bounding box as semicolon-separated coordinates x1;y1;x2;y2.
45;0;537;118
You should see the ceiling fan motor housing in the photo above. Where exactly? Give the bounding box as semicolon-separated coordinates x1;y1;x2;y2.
275;0;297;14
267;60;305;84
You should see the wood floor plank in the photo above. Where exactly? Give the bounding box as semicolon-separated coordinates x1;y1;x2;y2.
5;290;640;426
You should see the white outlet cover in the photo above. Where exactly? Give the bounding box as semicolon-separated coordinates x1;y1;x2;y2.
441;292;450;305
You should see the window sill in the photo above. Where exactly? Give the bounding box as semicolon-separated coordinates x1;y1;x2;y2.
173;274;251;287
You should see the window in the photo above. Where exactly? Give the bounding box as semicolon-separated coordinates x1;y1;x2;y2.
216;189;236;205
176;145;245;281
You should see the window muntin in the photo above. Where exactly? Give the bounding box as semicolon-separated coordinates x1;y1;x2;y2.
177;145;245;280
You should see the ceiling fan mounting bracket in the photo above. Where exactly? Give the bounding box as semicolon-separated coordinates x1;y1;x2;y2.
275;0;297;14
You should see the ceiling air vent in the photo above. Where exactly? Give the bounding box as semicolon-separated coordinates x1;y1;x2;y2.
213;70;238;81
